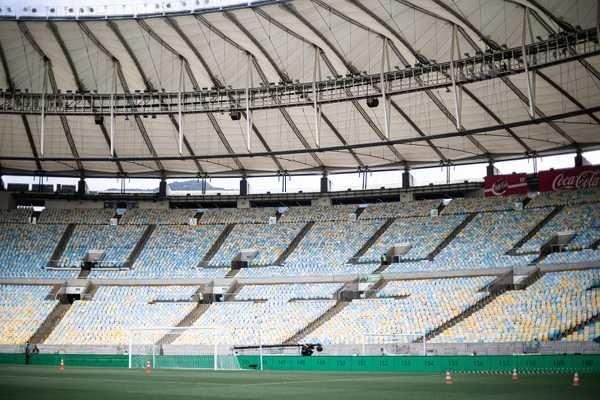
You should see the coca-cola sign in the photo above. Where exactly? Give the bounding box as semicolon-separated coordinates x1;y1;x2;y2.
484;174;528;197
539;166;600;192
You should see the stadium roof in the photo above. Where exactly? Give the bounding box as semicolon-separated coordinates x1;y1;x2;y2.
0;0;599;178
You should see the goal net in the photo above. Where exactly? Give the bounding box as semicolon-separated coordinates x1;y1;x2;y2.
362;333;426;356
127;327;241;370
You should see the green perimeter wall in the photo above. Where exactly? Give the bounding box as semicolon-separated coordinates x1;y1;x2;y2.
1;353;600;373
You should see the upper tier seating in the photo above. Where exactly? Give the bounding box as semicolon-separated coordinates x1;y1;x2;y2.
520;203;600;252
44;286;197;345
279;205;357;223
0;285;57;345
0;209;31;224
442;196;524;215
431;269;600;343
38;208;114;225
200;208;275;224
59;225;146;268
527;188;600;208
235;283;343;302
357;200;441;219
359;215;465;262
92;225;225;279
542;249;600;264
304;277;493;345
209;223;303;267
174;300;335;346
120;209;196;225
386;210;548;273
0;224;75;279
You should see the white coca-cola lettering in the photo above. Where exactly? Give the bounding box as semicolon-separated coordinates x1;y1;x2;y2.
551;169;600;191
492;179;509;196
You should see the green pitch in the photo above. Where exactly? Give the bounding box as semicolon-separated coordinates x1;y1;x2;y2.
0;365;598;400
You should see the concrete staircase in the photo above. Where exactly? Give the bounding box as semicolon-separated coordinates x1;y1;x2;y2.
46;223;75;268
274;222;314;265
366;278;387;298
225;268;241;278
283;299;349;344
124;224;156;268
198;224;236;267
349;218;395;264
157;303;212;346
426;213;477;261
224;281;243;302
507;205;564;255
29;303;72;344
77;269;92;279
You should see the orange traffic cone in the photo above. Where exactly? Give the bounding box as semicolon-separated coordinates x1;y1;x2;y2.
512;368;518;381
445;371;453;385
572;372;580;387
59;358;64;371
145;360;152;375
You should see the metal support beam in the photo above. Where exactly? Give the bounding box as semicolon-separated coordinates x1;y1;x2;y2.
450;24;462;130
381;37;390;138
522;7;536;118
110;61;116;157
40;60;48;158
313;47;321;148
246;53;252;153
178;56;184;155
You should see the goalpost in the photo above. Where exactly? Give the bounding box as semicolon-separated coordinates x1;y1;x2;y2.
127;327;241;370
362;333;426;356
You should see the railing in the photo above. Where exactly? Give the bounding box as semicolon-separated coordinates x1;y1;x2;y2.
0;28;597;116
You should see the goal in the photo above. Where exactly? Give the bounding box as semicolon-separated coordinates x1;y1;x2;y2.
127;327;241;370
362;333;426;356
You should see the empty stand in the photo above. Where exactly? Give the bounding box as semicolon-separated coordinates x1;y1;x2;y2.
201;224;236;267
124;224;156;268
274;222;314;265
46;223;75;268
507;206;563;255
350;218;395;263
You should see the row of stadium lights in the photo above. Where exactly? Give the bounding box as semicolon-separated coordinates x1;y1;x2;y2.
0;1;245;16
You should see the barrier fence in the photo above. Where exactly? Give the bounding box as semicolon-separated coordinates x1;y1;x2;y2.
1;353;600;373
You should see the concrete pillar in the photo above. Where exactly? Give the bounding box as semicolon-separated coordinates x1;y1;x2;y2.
402;168;413;188
320;173;330;193
158;178;167;199
486;161;499;176
239;177;248;196
77;178;86;196
574;151;589;167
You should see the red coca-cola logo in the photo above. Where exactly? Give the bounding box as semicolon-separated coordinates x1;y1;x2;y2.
492;179;509;196
552;170;600;191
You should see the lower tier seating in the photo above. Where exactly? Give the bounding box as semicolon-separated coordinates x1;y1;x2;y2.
431;270;600;343
0;285;57;345
44;286;198;346
305;277;493;345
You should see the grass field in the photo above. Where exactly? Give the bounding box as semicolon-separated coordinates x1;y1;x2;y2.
0;365;598;400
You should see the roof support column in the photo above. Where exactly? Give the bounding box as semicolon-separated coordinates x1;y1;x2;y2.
574;150;590;167
486;161;499;177
402;168;413;188
313;47;321;148
159;178;167;199
522;7;536;119
381;37;391;138
40;59;48;158
320;172;330;193
77;178;86;196
450;24;462;130
240;176;249;196
0;175;4;191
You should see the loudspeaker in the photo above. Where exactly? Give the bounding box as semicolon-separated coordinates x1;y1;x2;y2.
366;97;379;108
94;115;103;125
230;111;241;121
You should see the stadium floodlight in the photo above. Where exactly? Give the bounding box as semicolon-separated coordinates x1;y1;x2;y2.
127;327;241;370
362;333;426;356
